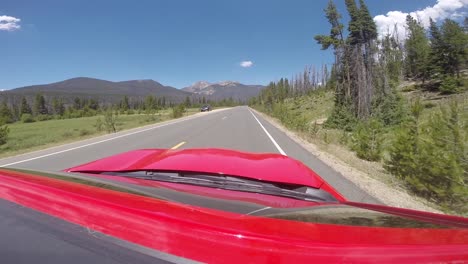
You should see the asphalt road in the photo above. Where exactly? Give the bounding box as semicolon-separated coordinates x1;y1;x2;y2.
0;106;379;204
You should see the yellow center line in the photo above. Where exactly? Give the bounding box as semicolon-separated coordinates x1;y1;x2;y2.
171;141;186;149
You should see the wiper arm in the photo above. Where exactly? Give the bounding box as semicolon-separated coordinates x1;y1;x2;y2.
131;173;264;189
101;171;337;202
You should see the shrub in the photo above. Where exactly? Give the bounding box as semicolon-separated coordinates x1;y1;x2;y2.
145;113;158;122
308;121;320;138
322;131;331;144
104;111;118;133
35;114;51;121
372;91;406;126
21;114;35;123
439;75;460;94
324;103;357;132
171;104;186;118
79;129;91;136
0;125;9;145
385;98;423;179
351;119;383;161
94;117;103;132
385;99;468;213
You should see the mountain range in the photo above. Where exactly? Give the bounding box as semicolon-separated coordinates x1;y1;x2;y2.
182;81;265;101
0;77;265;106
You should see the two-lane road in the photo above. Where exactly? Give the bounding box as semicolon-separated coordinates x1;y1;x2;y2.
0;106;379;204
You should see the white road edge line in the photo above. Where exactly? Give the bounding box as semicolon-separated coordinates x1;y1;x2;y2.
0;110;227;167
248;108;286;156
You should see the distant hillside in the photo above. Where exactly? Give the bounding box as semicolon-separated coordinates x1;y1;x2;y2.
0;77;193;106
182;81;265;101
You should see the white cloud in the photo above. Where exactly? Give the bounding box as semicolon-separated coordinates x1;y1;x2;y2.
240;60;253;68
374;0;468;40
0;15;21;31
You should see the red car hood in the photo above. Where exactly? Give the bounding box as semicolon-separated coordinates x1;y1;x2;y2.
66;148;325;189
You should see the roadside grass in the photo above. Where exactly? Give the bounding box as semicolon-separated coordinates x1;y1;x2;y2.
255;89;334;132
253;86;468;215
283;89;334;123
0;108;200;158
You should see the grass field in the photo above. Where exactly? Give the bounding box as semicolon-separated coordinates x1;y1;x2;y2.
0;108;200;158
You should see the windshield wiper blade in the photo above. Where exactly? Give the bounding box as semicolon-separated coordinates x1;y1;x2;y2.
101;171;337;202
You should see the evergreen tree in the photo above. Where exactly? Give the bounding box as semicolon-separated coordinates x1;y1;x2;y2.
385;99;423;182
33;94;48;115
381;33;404;85
0;101;13;124
428;18;445;77
20;97;32;115
73;97;82;110
440;19;467;78
144;95;155;111
404;15;430;81
314;0;349;104
121;96;130;111
344;0;377;118
0;123;9;145
87;98;99;110
184;96;191;108
345;0;362;45
358;0;377;42
314;0;345;50
351;118;383;161
51;97;65;116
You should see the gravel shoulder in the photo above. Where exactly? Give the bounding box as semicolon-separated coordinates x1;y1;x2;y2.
251;108;443;214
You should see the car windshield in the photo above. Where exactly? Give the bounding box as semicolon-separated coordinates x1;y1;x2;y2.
97;170;339;203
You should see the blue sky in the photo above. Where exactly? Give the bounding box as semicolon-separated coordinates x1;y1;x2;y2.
1;0;464;89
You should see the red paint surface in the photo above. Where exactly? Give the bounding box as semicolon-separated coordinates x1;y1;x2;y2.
66;148;345;201
1;169;467;263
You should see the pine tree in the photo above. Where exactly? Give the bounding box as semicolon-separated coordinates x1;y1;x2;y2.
20;97;32;115
440;19;467;78
87;98;99;110
73;97;82;110
351;118;383;161
314;0;349;104
121;96;130;111
144;95;155;111
345;0;362;45
345;0;377;118
381;33;403;86
314;0;345;50
184;96;191;108
0;124;9;145
34;94;48;116
385;99;423;182
404;15;430;81
428;18;444;78
51;97;65;116
358;0;377;42
0;101;13;124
